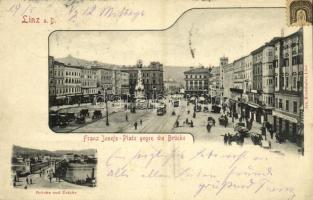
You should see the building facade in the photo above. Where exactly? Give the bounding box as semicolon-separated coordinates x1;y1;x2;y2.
222;63;234;99
121;61;164;99
272;29;304;143
184;66;212;97
220;28;303;146
81;67;98;102
209;66;223;103
63;64;82;104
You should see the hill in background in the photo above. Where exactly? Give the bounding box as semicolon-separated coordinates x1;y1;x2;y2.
54;55;189;84
12;145;96;157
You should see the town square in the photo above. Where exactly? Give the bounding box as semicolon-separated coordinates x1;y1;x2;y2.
48;9;305;156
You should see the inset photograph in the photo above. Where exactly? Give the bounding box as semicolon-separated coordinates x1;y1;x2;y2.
11;145;97;189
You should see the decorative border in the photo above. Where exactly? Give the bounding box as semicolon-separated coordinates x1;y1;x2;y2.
287;0;313;26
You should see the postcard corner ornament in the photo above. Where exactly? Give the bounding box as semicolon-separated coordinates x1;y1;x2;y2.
287;0;313;26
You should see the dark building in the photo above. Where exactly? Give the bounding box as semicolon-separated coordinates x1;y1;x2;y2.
121;61;164;99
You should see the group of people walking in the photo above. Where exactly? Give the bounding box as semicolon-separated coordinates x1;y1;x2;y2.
134;119;143;130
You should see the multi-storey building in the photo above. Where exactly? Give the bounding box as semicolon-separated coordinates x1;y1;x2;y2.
219;57;229;99
49;60;83;106
63;64;82;104
209;66;222;104
249;42;276;123
272;29;303;143
222;63;234;99
184;66;211;97
121;61;164;99
95;68;114;95
113;70;129;98
81;67;98;102
243;54;253;100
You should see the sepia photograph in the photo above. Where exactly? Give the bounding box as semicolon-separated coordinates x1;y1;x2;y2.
49;8;304;155
11;145;97;189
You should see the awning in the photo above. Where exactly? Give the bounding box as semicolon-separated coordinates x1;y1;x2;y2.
272;110;299;123
247;103;260;109
56;96;66;99
230;88;243;93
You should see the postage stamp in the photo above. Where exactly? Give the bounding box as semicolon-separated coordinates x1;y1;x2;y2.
287;0;313;26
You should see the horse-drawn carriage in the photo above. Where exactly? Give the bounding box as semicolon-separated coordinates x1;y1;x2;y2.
76;115;86;124
250;132;263;145
218;115;228;127
234;122;249;137
92;110;102;119
211;105;221;113
228;132;244;145
80;109;89;117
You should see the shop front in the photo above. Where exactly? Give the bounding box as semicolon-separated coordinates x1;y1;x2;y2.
273;110;300;143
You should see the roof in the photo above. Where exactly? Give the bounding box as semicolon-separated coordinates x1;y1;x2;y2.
184;67;211;74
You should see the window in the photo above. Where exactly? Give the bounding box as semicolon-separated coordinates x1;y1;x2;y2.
293;77;297;88
281;77;284;87
269;51;273;56
286;77;289;87
292;56;298;65
284;59;289;67
275;77;278;87
279;99;282;109
286;100;289;111
293;101;297;113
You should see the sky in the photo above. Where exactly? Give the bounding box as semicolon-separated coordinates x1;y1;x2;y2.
49;8;299;67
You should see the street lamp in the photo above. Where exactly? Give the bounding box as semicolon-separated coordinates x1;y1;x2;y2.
103;88;109;126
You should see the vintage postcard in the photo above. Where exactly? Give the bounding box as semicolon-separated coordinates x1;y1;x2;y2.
0;0;312;200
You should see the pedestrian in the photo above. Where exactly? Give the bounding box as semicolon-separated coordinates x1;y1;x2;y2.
26;177;29;185
125;113;128;122
176;120;179;127
190;120;194;127
134;122;138;130
224;134;228;145
207;123;211;133
228;133;232;145
140;119;143;126
49;175;52;183
261;126;267;140
187;110;190;114
269;128;274;139
185;118;189;124
30;177;32;184
193;112;196;118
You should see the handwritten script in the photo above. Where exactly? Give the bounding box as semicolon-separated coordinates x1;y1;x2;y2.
6;2;145;24
104;146;296;200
